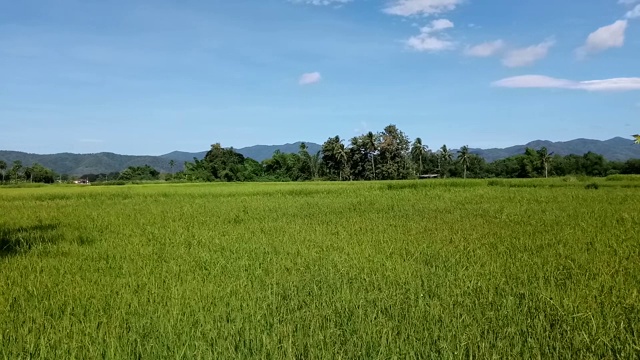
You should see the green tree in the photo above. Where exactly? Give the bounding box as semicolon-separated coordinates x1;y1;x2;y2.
634;134;640;144
364;131;378;180
169;160;176;174
457;145;471;179
10;160;23;183
0;160;6;183
119;165;160;181
322;136;347;181
23;163;56;183
378;125;410;180
297;142;313;180
438;145;453;178
336;142;348;181
310;151;322;179
411;138;428;176
202;143;251;181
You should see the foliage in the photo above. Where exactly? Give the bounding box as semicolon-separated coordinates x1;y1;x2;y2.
173;144;264;182
0;162;58;184
118;165;160;181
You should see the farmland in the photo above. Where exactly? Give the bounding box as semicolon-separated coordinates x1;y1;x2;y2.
1;179;639;358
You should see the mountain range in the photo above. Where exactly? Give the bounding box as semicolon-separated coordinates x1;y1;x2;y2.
1;138;638;176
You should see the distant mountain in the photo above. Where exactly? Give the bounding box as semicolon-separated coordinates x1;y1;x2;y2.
0;151;181;176
160;142;322;163
159;151;208;163
1;138;638;176
0;142;323;176
470;137;640;162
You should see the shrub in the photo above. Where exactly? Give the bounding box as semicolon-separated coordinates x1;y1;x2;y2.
585;182;599;190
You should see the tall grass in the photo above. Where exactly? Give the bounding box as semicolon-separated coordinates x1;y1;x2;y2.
0;180;639;358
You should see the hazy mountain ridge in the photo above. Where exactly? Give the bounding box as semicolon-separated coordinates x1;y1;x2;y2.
1;138;638;176
158;142;322;163
470;137;639;162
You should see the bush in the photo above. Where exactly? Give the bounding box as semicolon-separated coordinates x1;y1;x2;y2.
585;182;599;190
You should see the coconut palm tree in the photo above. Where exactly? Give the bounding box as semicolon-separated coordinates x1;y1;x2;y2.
457;145;471;179
310;151;322;179
411;138;428;176
335;142;348;181
439;145;453;178
634;134;640;144
364;131;378;180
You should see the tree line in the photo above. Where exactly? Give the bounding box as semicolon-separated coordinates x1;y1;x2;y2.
172;125;640;182
2;126;639;185
0;161;163;184
0;161;58;184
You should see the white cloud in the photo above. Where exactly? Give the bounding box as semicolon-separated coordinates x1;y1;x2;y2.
464;40;505;57
428;18;454;31
290;0;352;5
406;18;456;51
299;72;322;85
492;75;640;92
501;39;555;67
625;4;640;18
384;0;463;16
577;20;627;57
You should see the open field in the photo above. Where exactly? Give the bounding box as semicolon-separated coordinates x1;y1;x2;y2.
1;180;639;358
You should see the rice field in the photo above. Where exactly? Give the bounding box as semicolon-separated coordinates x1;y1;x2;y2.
1;179;639;358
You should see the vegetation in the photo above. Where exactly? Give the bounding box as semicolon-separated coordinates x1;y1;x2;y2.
0;180;638;358
2;137;640;177
168;125;640;183
3;129;640;185
0;161;58;184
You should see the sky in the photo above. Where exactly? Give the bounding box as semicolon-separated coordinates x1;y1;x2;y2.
1;0;639;155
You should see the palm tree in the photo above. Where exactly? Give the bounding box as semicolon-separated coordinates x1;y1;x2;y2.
457;145;471;179
169;160;176;174
538;147;553;178
364;131;377;180
411;138;428;175
439;145;453;178
335;143;348;181
310;151;321;179
633;134;640;144
0;160;6;183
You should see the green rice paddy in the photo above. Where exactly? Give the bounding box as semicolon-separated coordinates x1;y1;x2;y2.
1;179;639;358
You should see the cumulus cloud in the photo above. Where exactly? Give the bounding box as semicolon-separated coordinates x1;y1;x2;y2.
299;72;322;85
501;38;555;67
577;20;627;58
384;0;463;16
406;19;456;51
492;75;640;92
625;4;640;18
464;40;505;57
290;0;352;5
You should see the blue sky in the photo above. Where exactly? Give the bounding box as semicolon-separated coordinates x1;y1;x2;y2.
1;0;639;155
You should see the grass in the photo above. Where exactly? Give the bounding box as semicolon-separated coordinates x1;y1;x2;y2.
1;180;639;358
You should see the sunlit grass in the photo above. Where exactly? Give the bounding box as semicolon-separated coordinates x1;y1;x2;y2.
1;180;639;358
